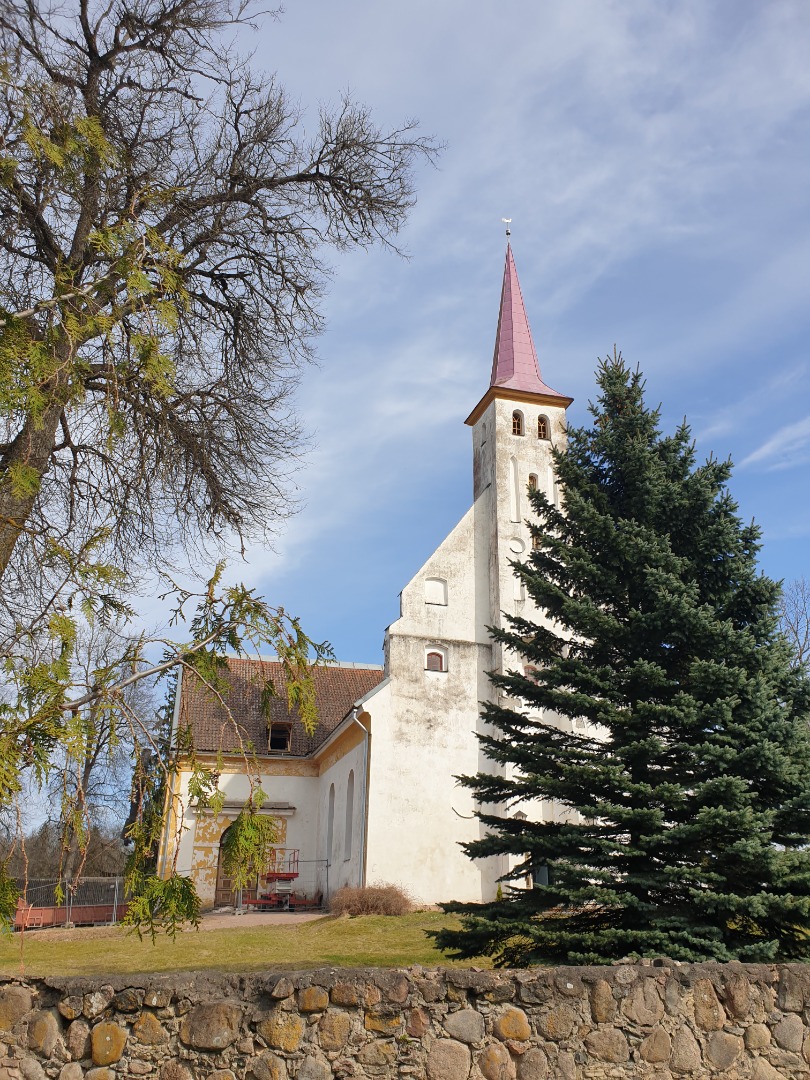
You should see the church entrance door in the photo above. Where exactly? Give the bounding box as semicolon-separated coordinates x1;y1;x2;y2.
214;823;257;907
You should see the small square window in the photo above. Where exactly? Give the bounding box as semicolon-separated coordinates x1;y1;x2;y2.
269;723;292;752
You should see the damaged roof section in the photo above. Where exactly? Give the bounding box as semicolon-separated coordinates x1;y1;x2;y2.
178;658;385;757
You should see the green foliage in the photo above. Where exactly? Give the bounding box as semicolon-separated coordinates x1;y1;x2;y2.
220;807;279;892
1;564;331;940
437;354;810;966
123;873;201;942
0;866;18;928
22;111;117;173
5;463;40;499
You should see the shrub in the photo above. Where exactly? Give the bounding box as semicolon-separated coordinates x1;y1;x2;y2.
329;883;413;916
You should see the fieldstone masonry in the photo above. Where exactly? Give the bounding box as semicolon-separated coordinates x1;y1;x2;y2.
2;963;810;1078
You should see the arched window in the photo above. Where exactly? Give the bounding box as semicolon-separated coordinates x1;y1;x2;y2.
509;456;520;522
528;473;538;492
425;649;446;672
344;771;354;861
512;410;524;436
537;415;550;440
326;783;335;864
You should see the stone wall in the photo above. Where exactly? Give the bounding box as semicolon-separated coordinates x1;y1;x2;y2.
2;961;810;1080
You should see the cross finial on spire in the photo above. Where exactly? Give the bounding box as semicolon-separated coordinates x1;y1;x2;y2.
501;217;512;238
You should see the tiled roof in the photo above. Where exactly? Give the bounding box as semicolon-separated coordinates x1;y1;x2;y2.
177;658;385;757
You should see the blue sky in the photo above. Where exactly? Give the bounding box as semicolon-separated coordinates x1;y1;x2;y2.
213;0;810;664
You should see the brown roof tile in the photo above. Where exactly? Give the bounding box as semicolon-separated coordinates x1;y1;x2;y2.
178;658;385;757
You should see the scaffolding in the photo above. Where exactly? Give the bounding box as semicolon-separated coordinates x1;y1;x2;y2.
229;849;327;912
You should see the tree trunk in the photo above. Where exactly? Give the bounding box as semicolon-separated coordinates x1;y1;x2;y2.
0;396;64;579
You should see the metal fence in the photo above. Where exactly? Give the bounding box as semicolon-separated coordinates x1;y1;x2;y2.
14;877;127;929
14;860;331;930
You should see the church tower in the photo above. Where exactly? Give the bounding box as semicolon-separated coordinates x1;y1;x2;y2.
360;243;573;904
466;244;573;675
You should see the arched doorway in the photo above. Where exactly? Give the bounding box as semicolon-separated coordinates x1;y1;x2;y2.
214;822;259;908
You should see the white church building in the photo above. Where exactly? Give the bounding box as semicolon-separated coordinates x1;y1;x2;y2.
158;244;574;910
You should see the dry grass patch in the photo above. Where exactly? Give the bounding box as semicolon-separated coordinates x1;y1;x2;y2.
329;883;413;916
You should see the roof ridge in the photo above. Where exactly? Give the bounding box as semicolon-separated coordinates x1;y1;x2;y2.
225;656;383;671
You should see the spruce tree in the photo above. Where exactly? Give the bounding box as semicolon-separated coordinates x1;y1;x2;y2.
437;356;810;965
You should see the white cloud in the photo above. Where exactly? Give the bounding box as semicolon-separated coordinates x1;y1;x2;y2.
741;415;810;471
246;332;481;580
695;364;807;444
212;0;810;657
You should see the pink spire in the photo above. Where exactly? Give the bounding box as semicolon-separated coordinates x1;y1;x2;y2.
490;245;567;398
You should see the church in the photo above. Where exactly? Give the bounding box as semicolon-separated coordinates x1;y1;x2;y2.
157;244;575;910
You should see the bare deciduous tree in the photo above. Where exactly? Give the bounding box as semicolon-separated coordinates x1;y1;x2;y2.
0;0;436;598
780;577;810;672
0;0;436;934
49;623;156;883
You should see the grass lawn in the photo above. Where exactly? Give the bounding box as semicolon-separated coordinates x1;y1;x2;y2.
0;912;489;977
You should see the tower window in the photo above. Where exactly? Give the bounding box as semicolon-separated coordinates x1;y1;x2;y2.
512;411;524;436
425;577;448;605
528;473;538;492
425;649;447;672
269;723;292;752
538;415;550;440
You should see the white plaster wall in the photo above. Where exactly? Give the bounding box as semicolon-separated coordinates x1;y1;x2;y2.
314;738;366;899
164;768;197;879
363;650;505;906
364;499;506;904
397;504;478;643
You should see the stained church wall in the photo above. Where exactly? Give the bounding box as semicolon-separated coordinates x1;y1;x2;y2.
364;503;503;906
